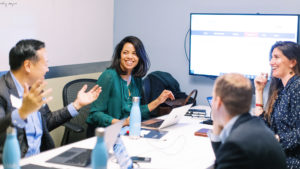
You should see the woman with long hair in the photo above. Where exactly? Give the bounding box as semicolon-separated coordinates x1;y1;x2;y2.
254;41;300;168
86;36;174;136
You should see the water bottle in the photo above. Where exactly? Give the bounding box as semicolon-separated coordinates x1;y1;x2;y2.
129;97;141;139
2;126;20;169
92;128;108;169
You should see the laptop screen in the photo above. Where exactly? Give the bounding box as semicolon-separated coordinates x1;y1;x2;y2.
207;96;212;107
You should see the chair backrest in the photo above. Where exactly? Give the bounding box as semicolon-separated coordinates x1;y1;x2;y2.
142;71;197;117
61;78;97;145
142;71;182;103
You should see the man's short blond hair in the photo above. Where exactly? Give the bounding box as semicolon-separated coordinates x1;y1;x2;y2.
214;73;252;116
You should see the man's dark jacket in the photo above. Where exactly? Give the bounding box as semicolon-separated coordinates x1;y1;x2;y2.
212;113;287;169
0;72;73;163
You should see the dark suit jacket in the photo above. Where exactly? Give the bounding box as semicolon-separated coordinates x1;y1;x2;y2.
0;72;73;163
212;113;287;169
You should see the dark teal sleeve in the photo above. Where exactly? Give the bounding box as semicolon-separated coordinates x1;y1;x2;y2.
86;70;115;127
140;104;150;120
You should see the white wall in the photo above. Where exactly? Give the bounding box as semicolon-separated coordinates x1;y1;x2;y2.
0;0;114;147
0;0;114;71
113;0;300;106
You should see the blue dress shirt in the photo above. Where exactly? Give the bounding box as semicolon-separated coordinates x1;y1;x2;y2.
10;72;79;157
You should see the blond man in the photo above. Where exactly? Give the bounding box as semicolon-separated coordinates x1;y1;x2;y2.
209;73;286;169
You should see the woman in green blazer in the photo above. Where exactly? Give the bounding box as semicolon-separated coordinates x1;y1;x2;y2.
86;36;174;135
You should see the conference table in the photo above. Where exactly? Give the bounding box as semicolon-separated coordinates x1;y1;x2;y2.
0;106;215;169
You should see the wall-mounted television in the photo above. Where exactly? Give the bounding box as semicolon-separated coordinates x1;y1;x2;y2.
189;13;299;79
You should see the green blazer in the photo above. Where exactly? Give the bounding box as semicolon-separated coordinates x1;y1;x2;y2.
86;69;150;127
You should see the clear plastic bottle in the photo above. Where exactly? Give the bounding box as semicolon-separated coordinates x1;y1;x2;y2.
3;126;20;169
129;97;141;139
92;128;108;169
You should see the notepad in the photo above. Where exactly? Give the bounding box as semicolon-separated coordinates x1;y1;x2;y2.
142;129;168;139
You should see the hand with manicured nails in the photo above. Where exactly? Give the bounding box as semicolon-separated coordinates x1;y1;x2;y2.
19;80;53;120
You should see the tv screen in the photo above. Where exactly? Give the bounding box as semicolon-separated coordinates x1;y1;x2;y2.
189;13;299;79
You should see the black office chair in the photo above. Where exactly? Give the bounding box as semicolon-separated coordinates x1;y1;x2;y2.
60;78;98;146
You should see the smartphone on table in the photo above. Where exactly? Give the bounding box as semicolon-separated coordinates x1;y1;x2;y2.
131;156;151;163
194;128;210;137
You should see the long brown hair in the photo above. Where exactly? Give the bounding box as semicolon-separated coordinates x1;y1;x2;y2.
265;41;300;122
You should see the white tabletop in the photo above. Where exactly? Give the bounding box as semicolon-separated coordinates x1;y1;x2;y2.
1;106;215;169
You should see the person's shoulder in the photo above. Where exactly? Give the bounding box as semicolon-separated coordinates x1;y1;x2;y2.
226;116;286;168
98;68;118;79
228;118;276;148
0;73;10;93
294;75;300;85
101;68;118;77
97;68;119;85
0;74;11;105
230;116;272;140
289;75;300;92
0;75;6;86
241;116;269;131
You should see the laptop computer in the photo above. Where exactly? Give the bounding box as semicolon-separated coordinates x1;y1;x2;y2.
47;119;125;167
202;96;213;125
21;164;59;169
104;119;125;152
142;104;193;130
